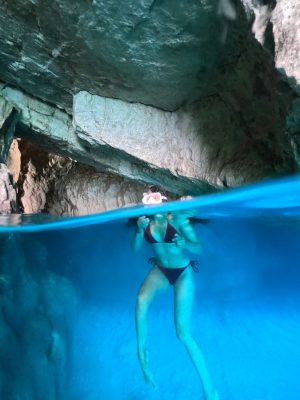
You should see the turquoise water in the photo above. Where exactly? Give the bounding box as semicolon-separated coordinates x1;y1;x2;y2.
0;175;300;400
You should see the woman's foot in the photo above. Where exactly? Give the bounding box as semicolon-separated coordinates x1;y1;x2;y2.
205;389;219;400
142;368;156;388
138;349;156;388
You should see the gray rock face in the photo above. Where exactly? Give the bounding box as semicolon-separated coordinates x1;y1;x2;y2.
1;54;296;197
0;0;235;112
239;0;300;169
0;163;16;214
74;80;295;191
272;0;300;85
0;84;216;194
271;0;300;167
47;165;146;215
252;4;273;48
13;139;146;215
73;91;216;193
241;0;299;84
0;96;14;136
0;96;19;163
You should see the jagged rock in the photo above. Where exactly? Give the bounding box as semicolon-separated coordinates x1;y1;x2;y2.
241;0;299;86
241;0;276;54
74;44;296;190
287;98;300;167
0;163;16;214
16;139;61;214
73;91;216;193
271;0;300;167
1;69;296;197
7;139;21;184
46;164;147;215
272;0;300;86
0;97;14;127
13;139;146;215
0;95;19;163
240;0;300;168
0;83;216;194
0;0;239;113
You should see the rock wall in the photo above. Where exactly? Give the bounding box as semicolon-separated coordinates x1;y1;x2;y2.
272;0;300;167
272;0;300;85
46;165;146;215
0;234;79;399
12;139;146;215
0;96;19;213
74;61;295;189
1;55;296;200
239;0;300;168
0;163;16;213
0;95;19;164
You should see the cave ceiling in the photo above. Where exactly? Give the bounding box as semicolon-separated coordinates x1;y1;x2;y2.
0;0;242;113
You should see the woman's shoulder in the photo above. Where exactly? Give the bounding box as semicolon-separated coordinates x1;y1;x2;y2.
167;213;190;230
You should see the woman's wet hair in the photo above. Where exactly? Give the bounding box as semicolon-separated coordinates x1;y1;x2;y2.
190;217;210;225
147;185;167;199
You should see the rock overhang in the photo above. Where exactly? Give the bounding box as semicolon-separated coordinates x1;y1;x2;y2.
0;0;247;113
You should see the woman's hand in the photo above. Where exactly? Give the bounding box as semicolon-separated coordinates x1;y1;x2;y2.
172;233;186;248
137;216;150;232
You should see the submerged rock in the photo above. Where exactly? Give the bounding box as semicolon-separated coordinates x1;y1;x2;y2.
0;234;80;400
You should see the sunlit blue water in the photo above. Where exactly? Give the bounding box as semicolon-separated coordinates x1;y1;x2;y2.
0;175;300;400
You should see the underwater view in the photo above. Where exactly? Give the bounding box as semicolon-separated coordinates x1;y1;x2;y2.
0;175;300;400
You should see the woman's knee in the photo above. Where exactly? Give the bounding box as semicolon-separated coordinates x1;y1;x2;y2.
136;291;150;313
176;326;192;344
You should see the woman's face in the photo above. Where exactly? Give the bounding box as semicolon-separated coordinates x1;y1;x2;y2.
142;191;167;205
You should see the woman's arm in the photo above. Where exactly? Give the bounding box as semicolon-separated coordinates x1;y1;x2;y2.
173;217;202;254
131;216;149;252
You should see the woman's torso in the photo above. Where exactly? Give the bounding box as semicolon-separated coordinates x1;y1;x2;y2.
145;218;190;268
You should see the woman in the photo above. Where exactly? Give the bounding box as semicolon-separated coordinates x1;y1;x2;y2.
132;188;218;400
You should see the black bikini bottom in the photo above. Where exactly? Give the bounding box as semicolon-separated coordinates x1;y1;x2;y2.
148;258;199;285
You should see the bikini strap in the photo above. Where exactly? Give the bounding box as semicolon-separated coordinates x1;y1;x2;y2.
190;260;200;273
148;257;156;265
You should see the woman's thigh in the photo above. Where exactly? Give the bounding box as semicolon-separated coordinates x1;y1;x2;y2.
173;267;195;330
138;266;169;302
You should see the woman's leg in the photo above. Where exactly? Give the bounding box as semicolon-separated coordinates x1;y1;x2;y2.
174;267;218;400
135;266;169;387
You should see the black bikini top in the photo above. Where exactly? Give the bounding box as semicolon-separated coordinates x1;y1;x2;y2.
144;222;178;244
